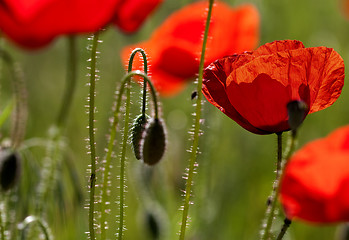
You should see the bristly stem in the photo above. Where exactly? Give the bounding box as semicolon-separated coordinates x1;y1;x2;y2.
262;132;283;240
0;48;27;149
261;131;297;240
127;48;148;116
179;0;214;239
57;36;77;128
100;48;149;239
88;32;100;240
116;71;159;240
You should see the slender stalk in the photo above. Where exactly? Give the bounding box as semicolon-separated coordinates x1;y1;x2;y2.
18;216;52;240
127;48;148;116
88;32;100;240
117;79;131;240
100;48;149;239
262;133;283;240
57;36;77;128
276;218;292;240
261;131;297;240
0;49;27;149
179;0;214;239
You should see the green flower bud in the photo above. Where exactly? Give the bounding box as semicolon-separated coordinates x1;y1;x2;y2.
141;118;166;165
131;114;149;160
0;149;21;191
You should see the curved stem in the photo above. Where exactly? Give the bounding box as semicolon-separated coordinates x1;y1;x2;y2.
100;70;156;239
88;32;100;240
57;36;77;128
18;216;52;240
179;0;214;239
127;48;148;116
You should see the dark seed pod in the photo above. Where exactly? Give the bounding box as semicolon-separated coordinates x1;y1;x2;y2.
131;114;149;160
0;149;21;191
287;100;308;131
141;118;166;165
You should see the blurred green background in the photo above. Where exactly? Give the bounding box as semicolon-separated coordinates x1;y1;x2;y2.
1;0;349;239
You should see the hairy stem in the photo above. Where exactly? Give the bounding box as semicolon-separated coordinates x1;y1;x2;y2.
179;0;214;239
88;32;100;240
0;49;27;149
127;48;148;116
261;132;297;240
262;133;283;240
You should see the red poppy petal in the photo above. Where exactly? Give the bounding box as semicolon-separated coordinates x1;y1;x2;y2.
280;125;349;223
252;39;305;56
113;0;162;33
0;0;121;48
202;56;265;134
226;73;291;133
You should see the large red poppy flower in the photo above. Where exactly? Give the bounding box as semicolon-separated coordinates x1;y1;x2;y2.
280;125;349;223
202;40;345;134
122;2;260;96
0;0;161;49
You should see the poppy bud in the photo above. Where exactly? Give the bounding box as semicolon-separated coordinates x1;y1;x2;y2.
145;211;160;240
131;114;149;160
287;100;308;131
141;118;166;165
0;149;21;191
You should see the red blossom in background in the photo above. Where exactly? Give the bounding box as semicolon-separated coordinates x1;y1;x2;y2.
280;125;349;223
122;2;260;96
202;40;345;134
0;0;162;49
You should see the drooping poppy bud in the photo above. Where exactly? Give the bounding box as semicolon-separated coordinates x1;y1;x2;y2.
141;118;166;165
0;149;21;191
131;114;149;160
287;100;308;131
145;211;160;240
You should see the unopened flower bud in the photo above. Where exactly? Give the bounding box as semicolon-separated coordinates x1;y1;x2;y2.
131;114;149;160
287;100;308;131
141;118;166;165
0;149;21;191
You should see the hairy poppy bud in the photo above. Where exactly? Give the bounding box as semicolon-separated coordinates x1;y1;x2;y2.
141;118;166;165
0;149;21;191
131;114;149;160
287;100;308;131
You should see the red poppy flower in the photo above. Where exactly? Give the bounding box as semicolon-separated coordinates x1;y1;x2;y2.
122;2;259;96
0;0;161;49
280;125;349;223
202;40;345;134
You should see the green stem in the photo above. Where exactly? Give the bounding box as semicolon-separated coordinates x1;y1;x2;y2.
100;49;149;239
88;32;100;240
276;218;292;240
0;49;27;149
57;36;77;128
262;133;283;240
261;132;296;240
179;0;214;239
117;80;130;240
18;216;52;240
127;48;148;116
